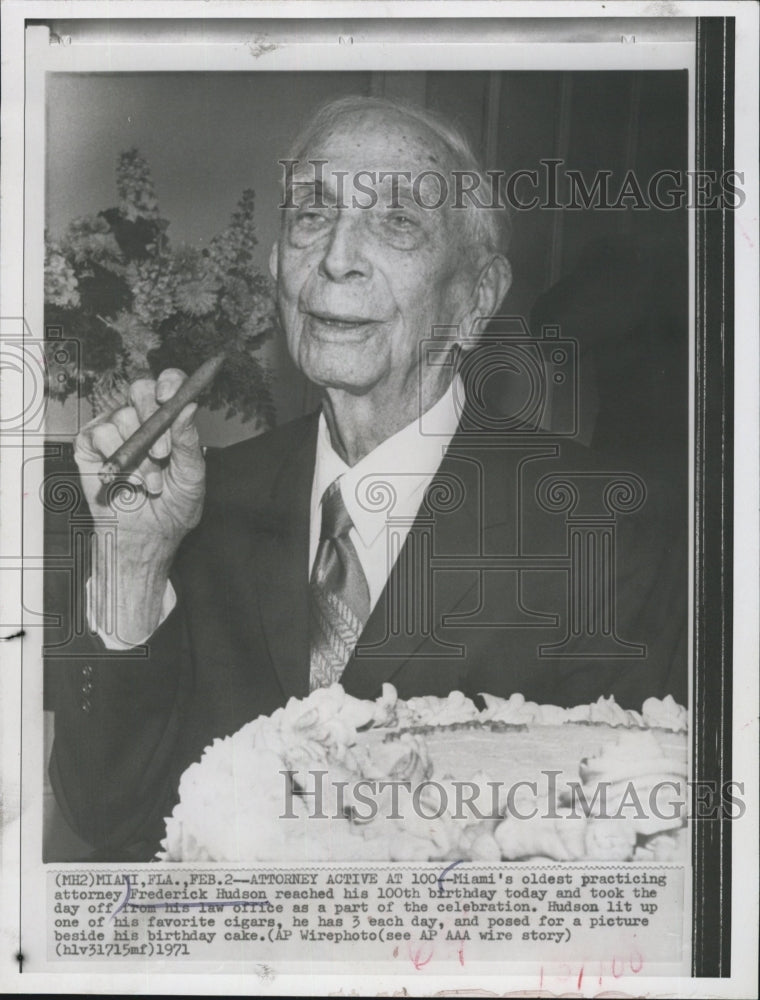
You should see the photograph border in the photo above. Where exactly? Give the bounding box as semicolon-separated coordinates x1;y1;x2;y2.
1;2;757;996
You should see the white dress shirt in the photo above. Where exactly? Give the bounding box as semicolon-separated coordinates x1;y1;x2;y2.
92;378;462;648
309;379;461;611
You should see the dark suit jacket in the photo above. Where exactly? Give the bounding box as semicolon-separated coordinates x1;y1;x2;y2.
48;411;687;860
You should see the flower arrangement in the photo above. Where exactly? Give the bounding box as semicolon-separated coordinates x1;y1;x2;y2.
44;149;277;424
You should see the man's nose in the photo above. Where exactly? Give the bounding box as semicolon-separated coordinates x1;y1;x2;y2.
318;212;371;282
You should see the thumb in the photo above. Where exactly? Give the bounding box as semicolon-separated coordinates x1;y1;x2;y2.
170;401;199;442
167;402;204;482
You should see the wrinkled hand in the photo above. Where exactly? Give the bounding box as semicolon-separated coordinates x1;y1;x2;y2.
76;369;205;543
74;369;206;644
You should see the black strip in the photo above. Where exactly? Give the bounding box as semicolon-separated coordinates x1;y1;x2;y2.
692;16;734;979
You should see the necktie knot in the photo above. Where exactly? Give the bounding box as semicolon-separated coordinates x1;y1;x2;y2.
320;479;353;540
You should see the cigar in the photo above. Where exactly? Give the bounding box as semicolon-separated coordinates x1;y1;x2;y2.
98;353;226;485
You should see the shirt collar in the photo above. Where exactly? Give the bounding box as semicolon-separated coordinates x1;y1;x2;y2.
311;377;462;549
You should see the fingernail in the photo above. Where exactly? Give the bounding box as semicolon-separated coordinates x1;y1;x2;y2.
146;472;164;496
149;432;170;460
174;402;198;430
156;381;177;404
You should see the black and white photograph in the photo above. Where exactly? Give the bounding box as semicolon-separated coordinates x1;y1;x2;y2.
0;2;757;995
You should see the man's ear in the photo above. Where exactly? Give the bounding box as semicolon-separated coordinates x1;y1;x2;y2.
458;254;512;346
474;254;512;319
268;242;279;281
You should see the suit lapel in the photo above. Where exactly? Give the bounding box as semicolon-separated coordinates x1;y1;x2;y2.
255;416;318;701
251;413;520;702
340;435;502;699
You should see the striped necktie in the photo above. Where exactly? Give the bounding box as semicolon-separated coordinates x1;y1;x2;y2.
309;478;371;690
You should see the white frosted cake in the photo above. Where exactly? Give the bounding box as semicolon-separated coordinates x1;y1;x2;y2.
158;685;688;863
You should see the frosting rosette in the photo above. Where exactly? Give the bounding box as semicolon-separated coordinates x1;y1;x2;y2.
158;684;688;863
393;689;480;727
559;729;688;859
642;694;688;732
159;684;408;862
479;692;653;729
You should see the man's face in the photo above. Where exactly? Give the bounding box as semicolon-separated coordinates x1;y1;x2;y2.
271;111;479;403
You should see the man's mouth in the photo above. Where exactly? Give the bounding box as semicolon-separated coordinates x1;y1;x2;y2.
303;310;382;341
306;310;375;328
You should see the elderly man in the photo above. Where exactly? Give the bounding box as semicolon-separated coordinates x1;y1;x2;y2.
49;96;686;860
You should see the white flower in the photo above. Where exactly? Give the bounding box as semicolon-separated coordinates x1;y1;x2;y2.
110;311;160;377
63;214;123;269
117;148;160;221
44;249;80;308
174;276;218;316
126;260;174;326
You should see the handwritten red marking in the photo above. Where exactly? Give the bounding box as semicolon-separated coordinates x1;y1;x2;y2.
577;966;584;990
539;966;543;989
409;942;433;970
458;943;465;966
612;954;624;978
392;946;398;958
629;948;643;973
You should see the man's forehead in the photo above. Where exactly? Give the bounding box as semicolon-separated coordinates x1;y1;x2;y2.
296;110;450;172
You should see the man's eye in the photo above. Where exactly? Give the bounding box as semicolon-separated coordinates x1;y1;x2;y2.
293;209;331;228
386;212;418;230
